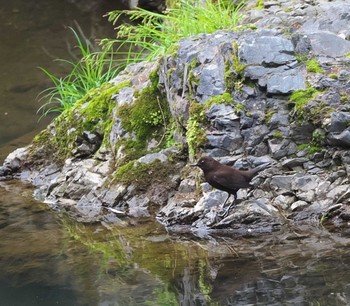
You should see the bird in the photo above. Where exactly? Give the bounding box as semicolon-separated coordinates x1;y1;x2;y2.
193;156;269;217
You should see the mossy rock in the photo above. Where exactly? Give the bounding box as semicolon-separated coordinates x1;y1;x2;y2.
32;82;130;162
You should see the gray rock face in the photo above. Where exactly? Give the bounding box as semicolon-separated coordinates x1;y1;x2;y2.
239;35;295;66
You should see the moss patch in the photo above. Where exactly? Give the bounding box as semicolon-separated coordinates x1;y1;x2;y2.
306;59;324;73
224;41;246;92
289;87;319;119
116;73;173;163
186;102;208;157
113;159;177;189
32;82;130;162
255;0;264;10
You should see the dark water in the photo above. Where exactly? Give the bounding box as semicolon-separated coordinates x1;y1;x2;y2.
0;0;121;162
2;181;350;306
2;1;350;305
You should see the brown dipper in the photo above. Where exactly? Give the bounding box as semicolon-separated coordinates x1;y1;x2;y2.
193;156;269;216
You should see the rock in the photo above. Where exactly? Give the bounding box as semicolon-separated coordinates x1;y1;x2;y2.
193;190;227;212
239;34;296;66
281;158;307;169
327;112;350;133
290;200;309;211
270;175;297;192
328;129;350;147
178;179;196;193
273;194;295;210
266;68;306;94
306;32;350;57
127;195;150;217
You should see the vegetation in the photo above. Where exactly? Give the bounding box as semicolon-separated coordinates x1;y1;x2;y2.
39;28;119;116
255;0;265;10
289;87;319;119
306;59;324;73
116;72;174;163
102;0;244;67
33;82;130;160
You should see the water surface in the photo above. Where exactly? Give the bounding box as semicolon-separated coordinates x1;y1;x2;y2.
2;180;350;305
0;0;121;162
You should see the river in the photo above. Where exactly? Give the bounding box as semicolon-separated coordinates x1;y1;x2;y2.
1;1;350;305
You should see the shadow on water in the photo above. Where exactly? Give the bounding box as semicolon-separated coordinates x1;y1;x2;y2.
2;180;350;305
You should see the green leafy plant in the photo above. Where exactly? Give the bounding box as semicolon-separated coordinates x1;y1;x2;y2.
101;0;244;67
38;27;119;116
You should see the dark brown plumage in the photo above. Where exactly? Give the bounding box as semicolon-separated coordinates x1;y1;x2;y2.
194;156;269;216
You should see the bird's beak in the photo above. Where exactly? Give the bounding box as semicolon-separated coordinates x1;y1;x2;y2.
190;163;198;167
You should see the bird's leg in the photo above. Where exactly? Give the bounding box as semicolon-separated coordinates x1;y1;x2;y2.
221;193;231;209
220;193;237;218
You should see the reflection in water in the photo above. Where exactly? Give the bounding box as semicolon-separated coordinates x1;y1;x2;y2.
2;181;350;305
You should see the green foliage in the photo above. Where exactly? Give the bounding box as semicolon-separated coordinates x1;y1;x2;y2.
224;41;246;92
273;130;284;139
306;59;324;73
116;77;172;162
187;102;208;157
33;83;129;160
289;87;319;119
39;28;119;116
255;0;265;10
328;73;338;79
297;130;325;155
295;53;308;63
113;159;176;188
102;0;244;67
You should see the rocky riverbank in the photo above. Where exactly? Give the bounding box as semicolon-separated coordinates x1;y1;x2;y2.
1;0;350;236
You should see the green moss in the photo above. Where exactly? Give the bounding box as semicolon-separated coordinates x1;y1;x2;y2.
346;52;350;58
307;101;335;125
265;110;275;123
205;92;232;106
186;102;207;157
341;95;348;104
273;130;283;139
33;82;130;161
116;74;172;162
185;92;235;157
306;59;324;73
295;53;308;63
224;41;246;92
328;73;338;79
255;0;264;9
113;159;176;188
297;129;325;155
289;87;319;119
297;143;321;155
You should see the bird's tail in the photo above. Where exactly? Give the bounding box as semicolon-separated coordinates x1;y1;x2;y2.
250;162;271;176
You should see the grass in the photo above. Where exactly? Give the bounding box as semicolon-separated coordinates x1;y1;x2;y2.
101;0;244;66
39;1;244;116
38;28;119;116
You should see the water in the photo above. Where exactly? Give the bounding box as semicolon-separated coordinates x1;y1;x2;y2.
2;1;350;305
2;180;350;305
0;0;120;162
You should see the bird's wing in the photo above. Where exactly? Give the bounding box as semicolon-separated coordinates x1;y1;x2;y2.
212;171;251;190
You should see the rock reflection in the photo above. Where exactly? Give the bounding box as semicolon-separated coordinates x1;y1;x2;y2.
2;180;350;305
